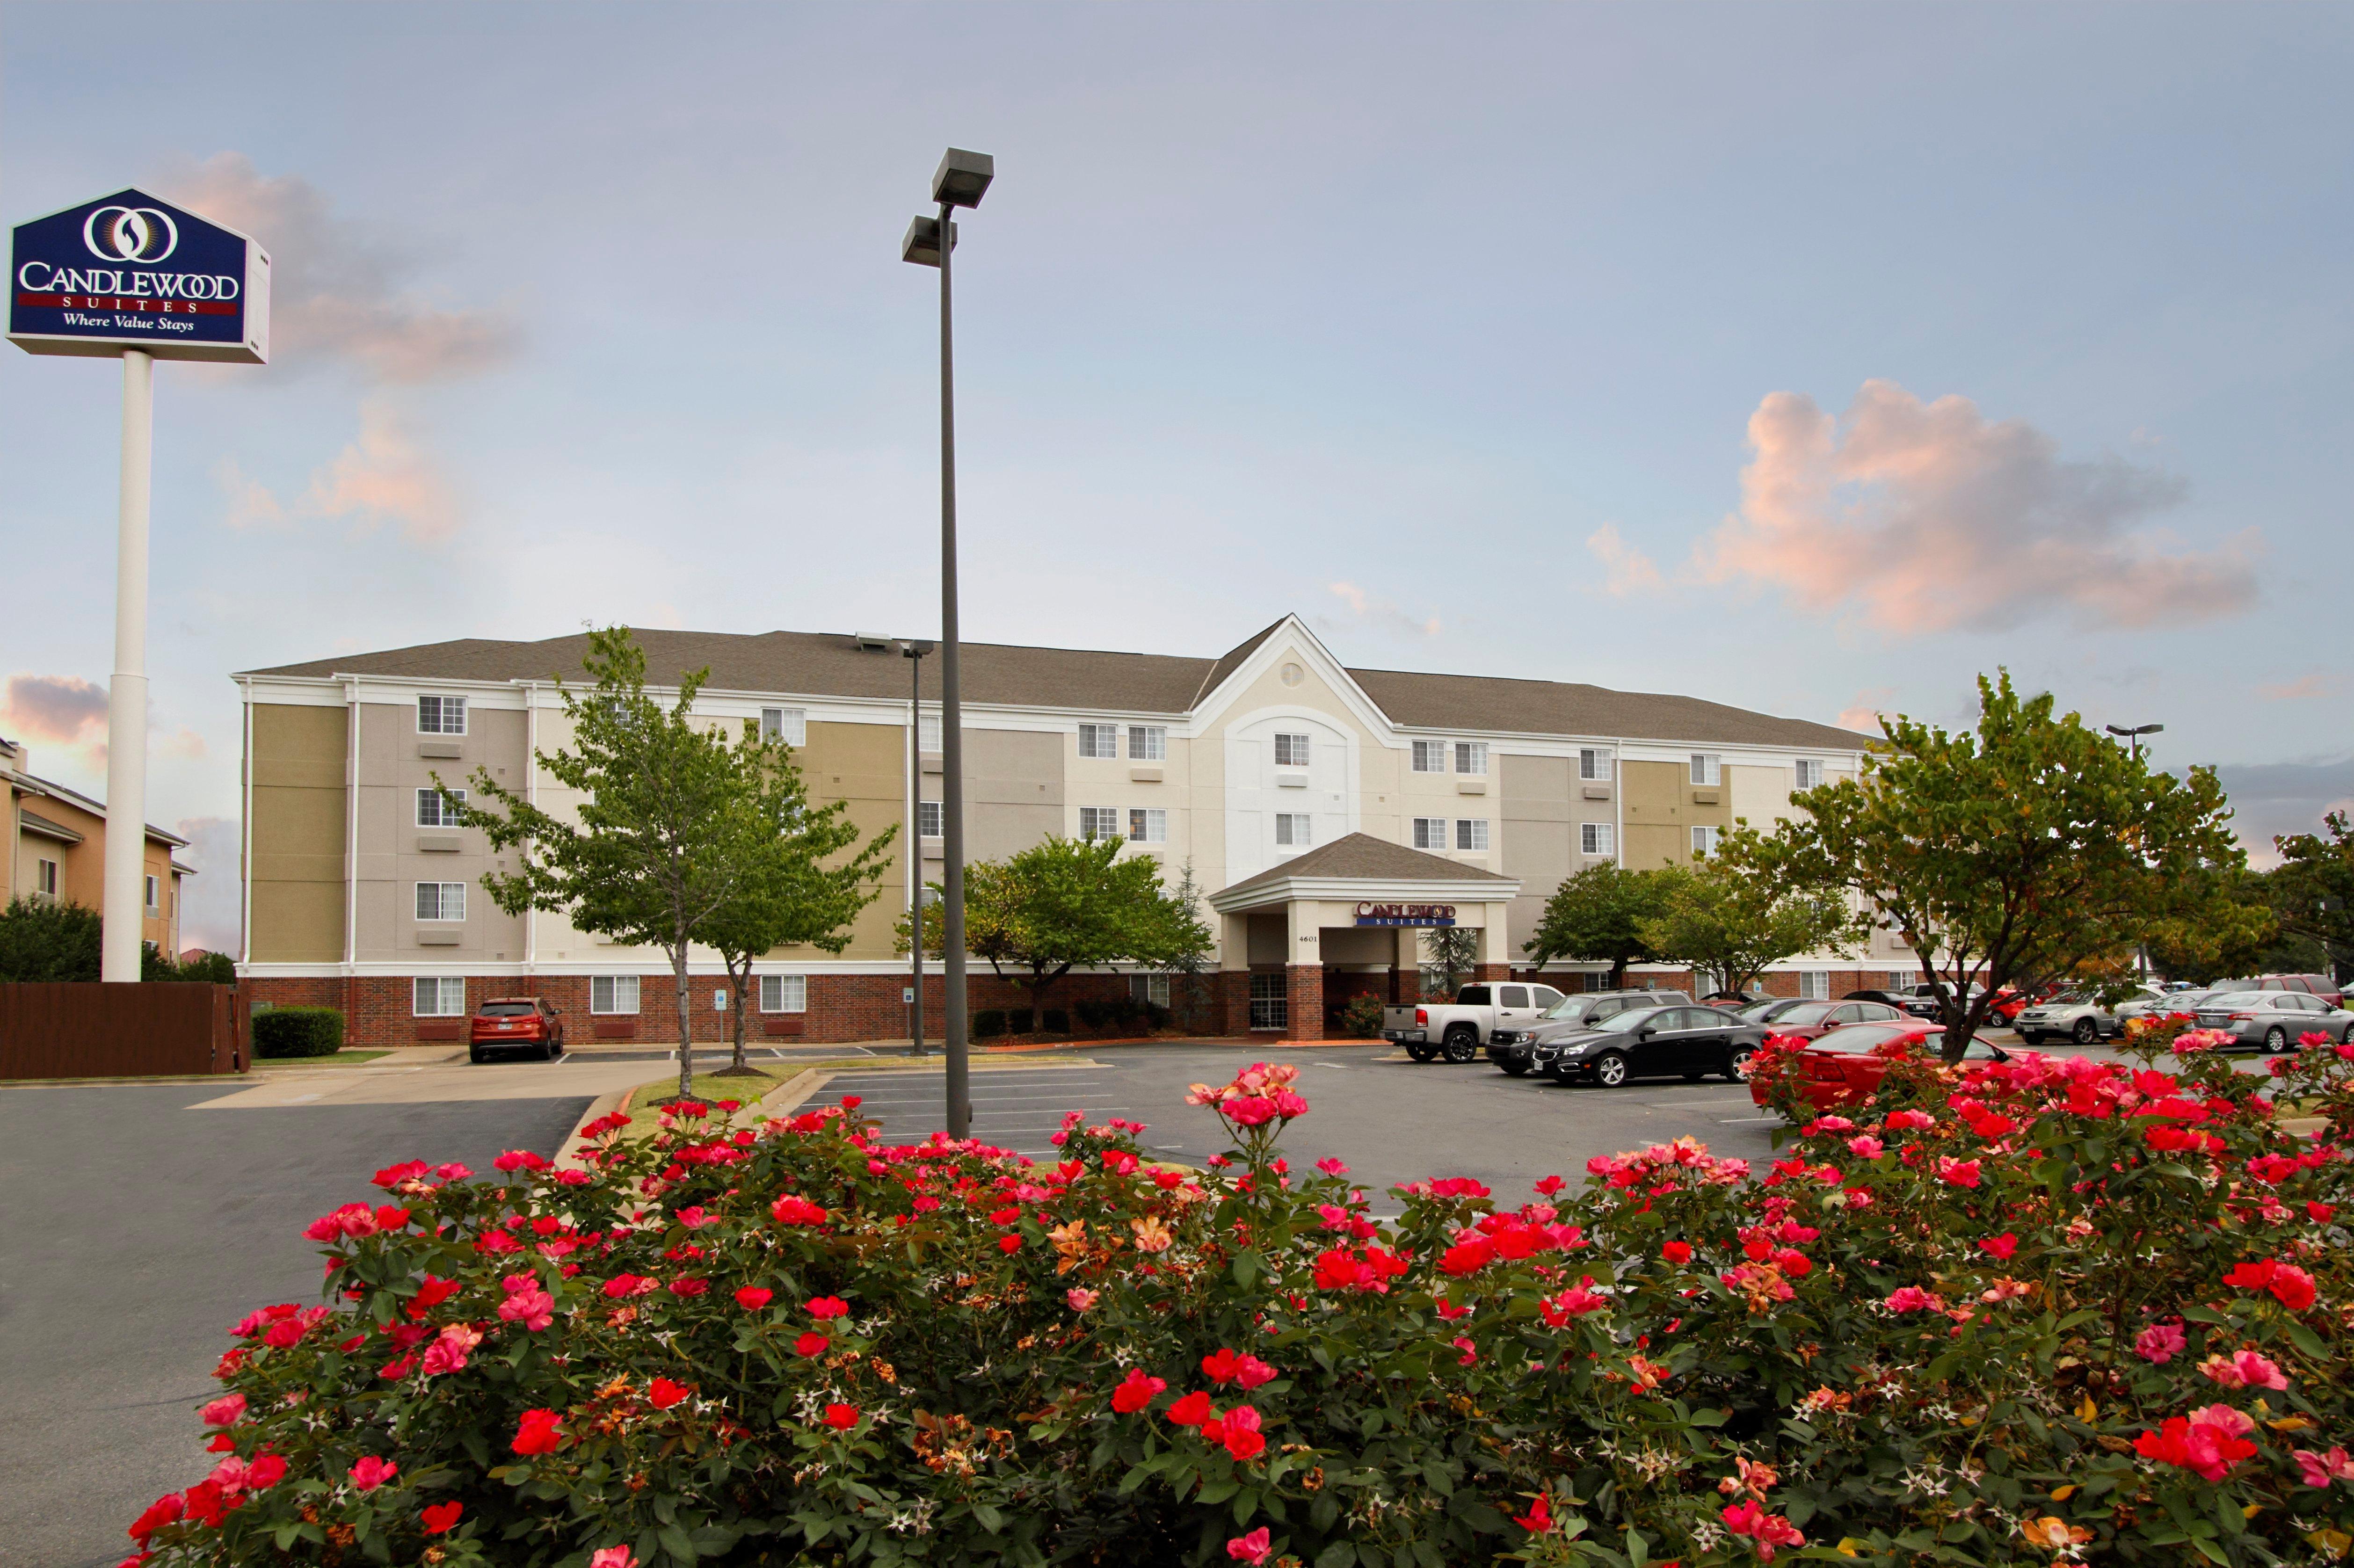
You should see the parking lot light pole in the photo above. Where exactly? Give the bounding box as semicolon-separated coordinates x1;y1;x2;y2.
902;638;935;1058
902;147;993;1141
2105;722;2163;762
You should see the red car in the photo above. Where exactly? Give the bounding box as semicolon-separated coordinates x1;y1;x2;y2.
1751;1022;2014;1112
469;997;567;1063
2211;973;2345;1008
1752;998;1909;1044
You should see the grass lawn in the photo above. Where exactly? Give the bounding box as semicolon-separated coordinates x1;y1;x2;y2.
252;1050;394;1068
617;1068;797;1135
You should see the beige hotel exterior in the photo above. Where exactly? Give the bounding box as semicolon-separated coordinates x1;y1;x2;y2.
235;615;1907;1045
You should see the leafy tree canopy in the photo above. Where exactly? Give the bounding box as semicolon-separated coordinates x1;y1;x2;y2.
0;896;100;982
1521;864;1667;987
1638;850;1860;997
2271;810;2354;979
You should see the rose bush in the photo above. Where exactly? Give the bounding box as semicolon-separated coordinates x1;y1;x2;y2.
122;1041;2354;1567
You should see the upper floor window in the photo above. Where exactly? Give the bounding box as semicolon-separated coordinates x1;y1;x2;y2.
416;787;466;827
917;801;943;838
1127;725;1167;761
418;696;466;735
1579;748;1611;781
1795;758;1824;789
1580;822;1615;856
1690;824;1721;857
1453;741;1488;776
1411;740;1446;773
1455;819;1489;852
36;858;58;897
1274;813;1312;847
1078;806;1123;841
591;974;640;1015
1078;723;1120;759
1128;808;1167;843
759;974;807;1014
1412;816;1449;850
144;874;160;913
1273;733;1311;768
917;711;942;753
760;707;806;747
1690;753;1722;786
415;882;467;922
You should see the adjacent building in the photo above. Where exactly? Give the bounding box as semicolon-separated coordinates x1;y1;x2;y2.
2;734;193;958
234;615;1914;1045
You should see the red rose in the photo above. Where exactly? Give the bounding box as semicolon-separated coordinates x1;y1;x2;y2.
1111;1368;1167;1414
822;1403;860;1430
647;1378;691;1410
794;1331;830;1357
421;1501;463;1534
1166;1390;1214;1427
734;1287;774;1310
511;1409;564;1456
1661;1242;1693;1265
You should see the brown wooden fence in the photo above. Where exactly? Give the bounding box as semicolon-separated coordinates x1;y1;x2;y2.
0;983;248;1080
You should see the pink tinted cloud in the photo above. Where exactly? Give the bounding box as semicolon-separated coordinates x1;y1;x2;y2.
1;675;107;747
218;402;460;544
1585;523;1664;596
1836;687;1896;734
1697;380;2259;633
1327;581;1440;637
2258;673;2339;703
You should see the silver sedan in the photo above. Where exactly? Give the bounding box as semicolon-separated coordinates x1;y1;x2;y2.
2191;990;2354;1051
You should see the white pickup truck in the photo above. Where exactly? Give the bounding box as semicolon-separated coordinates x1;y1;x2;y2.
1382;981;1569;1062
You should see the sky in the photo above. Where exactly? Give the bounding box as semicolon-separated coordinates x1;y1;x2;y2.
2;3;2350;954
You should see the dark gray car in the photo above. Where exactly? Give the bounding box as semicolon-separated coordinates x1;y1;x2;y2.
1529;1003;1767;1089
2192;990;2354;1051
1485;988;1692;1076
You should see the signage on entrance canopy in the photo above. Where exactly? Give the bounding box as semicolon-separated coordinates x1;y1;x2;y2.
9;188;270;363
1354;902;1456;927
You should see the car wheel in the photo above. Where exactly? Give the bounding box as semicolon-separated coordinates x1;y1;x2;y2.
2266;1026;2289;1052
1724;1046;1757;1082
1443;1027;1480;1064
2071;1017;2098;1045
468;1049;486;1065
2019;1031;2042;1045
1406;1044;1436;1063
1591;1051;1631;1088
541;1039;559;1061
1500;1061;1531;1077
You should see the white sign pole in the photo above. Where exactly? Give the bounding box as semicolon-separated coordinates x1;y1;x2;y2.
101;348;153;982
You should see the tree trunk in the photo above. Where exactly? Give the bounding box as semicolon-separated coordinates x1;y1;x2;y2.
673;944;694;1101
728;955;751;1073
1609;956;1629;987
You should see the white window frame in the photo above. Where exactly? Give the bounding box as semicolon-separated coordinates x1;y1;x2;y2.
1410;740;1446;774
1127;725;1167;762
1248;971;1288;1031
1273;733;1312;769
415;882;467;922
144;873;160;913
1412;816;1449;850
591;975;641;1015
1799;970;1831;1002
1078;723;1120;760
761;707;807;747
1690;753;1722;786
1795;758;1824;789
758;973;807;1014
1455;818;1489;852
1453;741;1488;776
36;858;58;897
1141;973;1172;1009
917;711;942;754
417;695;467;735
1580;822;1614;856
413;976;465;1017
917;800;943;838
1274;813;1311;848
1128;807;1167;843
1079;806;1123;841
1578;748;1611;782
416;787;466;827
1691;824;1721;857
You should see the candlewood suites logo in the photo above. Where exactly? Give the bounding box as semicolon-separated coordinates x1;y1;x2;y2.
84;206;179;263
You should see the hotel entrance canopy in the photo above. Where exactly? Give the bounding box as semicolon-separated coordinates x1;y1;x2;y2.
1208;833;1523;981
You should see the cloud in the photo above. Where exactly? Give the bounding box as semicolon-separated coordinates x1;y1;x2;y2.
219;401;460;543
1836;686;1896;734
1327;581;1440;637
2259;673;2340;703
1697;379;2260;633
163;152;520;383
2210;756;2354;864
172;816;243;957
214;457;289;530
1;674;108;748
1585;523;1664;596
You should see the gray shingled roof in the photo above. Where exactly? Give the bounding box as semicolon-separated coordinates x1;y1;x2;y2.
1221;833;1516;898
242;622;1870;750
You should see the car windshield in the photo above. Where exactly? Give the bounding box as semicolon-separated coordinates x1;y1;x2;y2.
2204;992;2269;1009
479;1002;536;1016
1596;1006;1671;1033
1773;1002;1836;1026
1541;997;1595;1020
1739;998;1805;1022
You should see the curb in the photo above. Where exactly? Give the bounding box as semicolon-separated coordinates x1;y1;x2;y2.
754;1067;834;1120
0;1072;253;1090
553;1087;630;1171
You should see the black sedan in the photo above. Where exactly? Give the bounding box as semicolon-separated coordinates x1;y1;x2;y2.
1529;1003;1767;1088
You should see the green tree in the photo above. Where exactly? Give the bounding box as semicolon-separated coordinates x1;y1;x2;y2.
2139;864;2280;985
2271;811;2354;980
1163;857;1218;1032
1422;925;1481;998
456;627;782;1103
0;896;101;981
1637;849;1859;997
1520;864;1667;987
701;736;895;1075
1737;670;2245;1058
901;836;1210;1024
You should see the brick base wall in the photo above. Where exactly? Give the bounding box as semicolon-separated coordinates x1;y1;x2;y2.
1286;965;1324;1042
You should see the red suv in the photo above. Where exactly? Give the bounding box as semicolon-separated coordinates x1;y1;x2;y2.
2211;974;2345;1007
470;997;566;1063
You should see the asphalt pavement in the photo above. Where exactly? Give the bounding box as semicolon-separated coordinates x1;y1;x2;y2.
0;1085;589;1568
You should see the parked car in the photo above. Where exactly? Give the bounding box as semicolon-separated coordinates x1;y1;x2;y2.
470;997;566;1063
1736;997;1815;1026
2012;986;2163;1045
1530;1003;1765;1088
1701;990;1758;1005
1484;988;1694;1075
1752;997;1909;1043
2115;988;2218;1027
2191;990;2354;1051
1885;981;1988;1020
1751;1022;2010;1113
2208;973;2346;1008
1383;980;1571;1063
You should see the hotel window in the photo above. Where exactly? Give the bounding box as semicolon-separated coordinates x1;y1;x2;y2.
36;858;58;897
1799;971;1831;1002
416;787;466;827
1690;753;1722;786
144;874;160;913
1887;971;1915;991
760;707;807;746
1273;733;1311;768
1578;747;1611;781
1078;723;1120;759
1132;973;1173;1009
1274;813;1311;847
917;801;943;838
758;974;807;1013
591;975;641;1015
1128;808;1167;844
415;882;467;922
1412;817;1449;850
1455;819;1489;852
1690;825;1721;857
1580;822;1615;856
1079;806;1123;840
417;696;467;735
917;711;942;753
413;977;466;1017
1249;971;1288;1031
1453;741;1488;776
1411;740;1446;773
1795;758;1824;789
1127;725;1167;761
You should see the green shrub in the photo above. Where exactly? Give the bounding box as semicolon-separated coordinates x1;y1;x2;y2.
1041;1008;1069;1035
1006;1007;1034;1034
251;1006;344;1059
970;1009;1005;1040
0;895;100;981
1339;992;1386;1038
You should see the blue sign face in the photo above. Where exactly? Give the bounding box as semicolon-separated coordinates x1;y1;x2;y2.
9;188;269;363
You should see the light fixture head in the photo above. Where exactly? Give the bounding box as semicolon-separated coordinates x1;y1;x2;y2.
901;215;955;268
930;148;994;208
902;639;937;658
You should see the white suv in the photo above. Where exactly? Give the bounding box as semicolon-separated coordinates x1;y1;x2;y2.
2013;987;2162;1045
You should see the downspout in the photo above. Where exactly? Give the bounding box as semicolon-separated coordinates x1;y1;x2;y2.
522;681;538;975
240;678;253;966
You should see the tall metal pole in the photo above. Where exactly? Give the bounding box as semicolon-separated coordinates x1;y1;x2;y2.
937;198;971;1140
909;644;926;1059
102;349;154;982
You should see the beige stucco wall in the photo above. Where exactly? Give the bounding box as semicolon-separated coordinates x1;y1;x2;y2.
354;699;529;963
249;703;348;963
